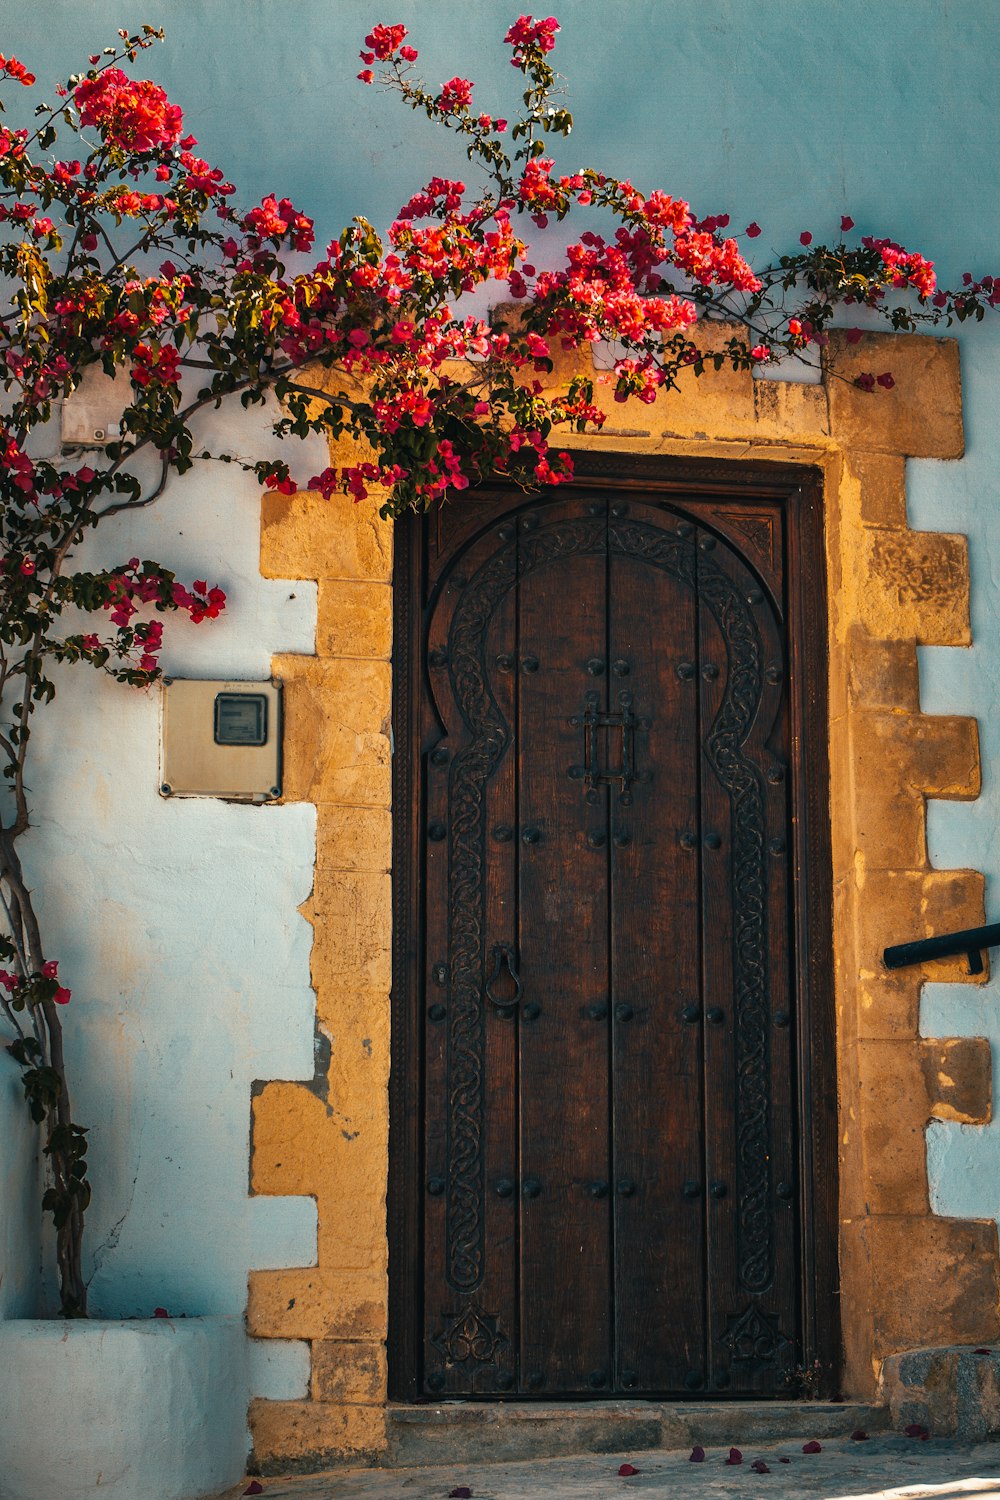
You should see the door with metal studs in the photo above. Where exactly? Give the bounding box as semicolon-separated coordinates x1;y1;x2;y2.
419;491;798;1397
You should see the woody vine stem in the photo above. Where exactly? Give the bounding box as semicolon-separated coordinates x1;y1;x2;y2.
0;15;995;1316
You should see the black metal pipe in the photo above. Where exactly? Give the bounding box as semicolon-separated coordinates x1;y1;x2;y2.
883;920;1000;975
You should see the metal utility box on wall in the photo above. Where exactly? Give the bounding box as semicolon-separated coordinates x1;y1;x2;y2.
160;678;282;800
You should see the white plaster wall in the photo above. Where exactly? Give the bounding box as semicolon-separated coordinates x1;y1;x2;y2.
16;397;322;1399
1;0;999;1378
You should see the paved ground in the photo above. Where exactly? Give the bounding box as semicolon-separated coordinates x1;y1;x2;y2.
238;1433;1000;1499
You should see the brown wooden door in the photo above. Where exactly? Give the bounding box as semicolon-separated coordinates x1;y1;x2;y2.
404;481;822;1399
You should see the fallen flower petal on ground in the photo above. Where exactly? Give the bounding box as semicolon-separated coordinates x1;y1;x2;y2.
725;1447;743;1465
851;1430;868;1441
750;1459;771;1473
689;1446;705;1463
802;1440;822;1453
618;1463;640;1476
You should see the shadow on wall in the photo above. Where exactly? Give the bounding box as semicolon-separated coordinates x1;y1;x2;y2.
0;1058;41;1318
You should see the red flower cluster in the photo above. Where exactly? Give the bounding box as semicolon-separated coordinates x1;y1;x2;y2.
673;227;762;293
437;77;473;114
0;54;34;86
74;68;183;153
358;22;417;80
0;965;70;1005
860;235;936;297
243;195;315;252
396;177;466;221
130;341;181;388
504;14;560;64
364;23;410;59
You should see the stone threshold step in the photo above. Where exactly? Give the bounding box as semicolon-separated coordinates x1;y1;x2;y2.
385;1400;886;1467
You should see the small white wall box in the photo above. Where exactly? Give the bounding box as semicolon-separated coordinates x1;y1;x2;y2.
160;678;282;800
61;368;126;447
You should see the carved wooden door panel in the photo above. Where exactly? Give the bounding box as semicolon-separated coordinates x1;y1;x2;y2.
415;489;801;1398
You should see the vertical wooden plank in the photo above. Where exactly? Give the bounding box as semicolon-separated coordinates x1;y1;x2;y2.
697;513;799;1394
421;518;519;1394
517;499;612;1395
473;578;519;1392
608;501;705;1393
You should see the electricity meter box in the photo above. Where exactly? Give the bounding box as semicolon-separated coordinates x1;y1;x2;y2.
160;678;282;800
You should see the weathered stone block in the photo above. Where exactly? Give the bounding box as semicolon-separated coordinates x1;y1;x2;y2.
261;490;392;582
846;1216;1000;1359
316;579;392;659
316;804;392;874
248;1267;388;1342
826;331;963;459
854;1041;932;1215
919;1037;993;1124
858;529;970;646
845;629;920;713
274;655;391;807
850;451;908;528
309;871;392;992
855;868;986;986
250;1397;387;1472
880;1345;1000;1439
311;1340;388;1404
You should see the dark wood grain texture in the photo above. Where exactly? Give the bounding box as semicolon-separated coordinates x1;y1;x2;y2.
389;453;836;1401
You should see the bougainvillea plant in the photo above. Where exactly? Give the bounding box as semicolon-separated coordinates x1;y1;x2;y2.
0;16;996;1317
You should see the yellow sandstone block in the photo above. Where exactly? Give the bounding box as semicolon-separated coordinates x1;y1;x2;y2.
826;331;963;459
311;1341;388;1404
261;490;392;583
317;579;392;659
250;1398;387;1472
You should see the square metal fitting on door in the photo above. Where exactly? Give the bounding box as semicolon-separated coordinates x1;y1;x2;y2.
160;677;282;800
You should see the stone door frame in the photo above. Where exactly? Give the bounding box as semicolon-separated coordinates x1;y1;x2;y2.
247;327;999;1473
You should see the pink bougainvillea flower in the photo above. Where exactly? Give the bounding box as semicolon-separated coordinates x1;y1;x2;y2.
42;961;59;978
0;54;35;86
750;1459;771;1473
841;215;855;232
53;988;71;1005
725;1448;743;1465
243;1484;264;1496
745;221;762;237
799;230;813;246
19;559;34;575
851;1429;868;1441
846;327;864;344
802;1440;822;1454
618;1463;640;1476
438;76;474;113
153;1306;170;1318
364;22;409;59
853;372;876;392
689;1446;705;1463
876;371;895;389
74;68;182;152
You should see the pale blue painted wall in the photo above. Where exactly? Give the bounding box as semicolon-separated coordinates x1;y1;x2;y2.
2;0;1000;1368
